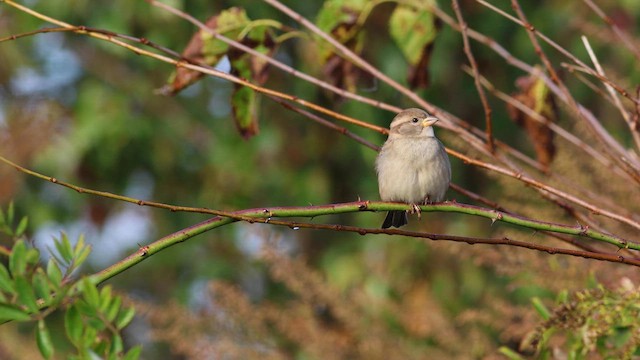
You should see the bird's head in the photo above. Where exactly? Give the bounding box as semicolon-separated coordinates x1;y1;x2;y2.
389;108;438;138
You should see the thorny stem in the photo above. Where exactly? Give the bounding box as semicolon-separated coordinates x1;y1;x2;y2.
91;212;640;284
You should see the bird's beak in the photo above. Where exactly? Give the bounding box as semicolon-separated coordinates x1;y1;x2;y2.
421;116;439;127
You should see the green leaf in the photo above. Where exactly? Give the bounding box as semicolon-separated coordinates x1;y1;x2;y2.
15;275;39;313
25;247;41;267
81;326;98;351
65;304;83;346
123;345;142;360
315;0;368;60
106;296;122;323
0;264;15;294
201;7;251;56
99;285;113;313
0;303;31;322
75;246;91;270
46;260;63;287
55;233;74;264
81;278;100;309
36;319;54;359
72;234;90;262
389;3;438;65
9;240;27;276
15;217;28;237
32;269;52;304
115;306;135;330
7;201;14;226
531;297;551;320
230;83;259;139
110;332;124;355
498;346;525;360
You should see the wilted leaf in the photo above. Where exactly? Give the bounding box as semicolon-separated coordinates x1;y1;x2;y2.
164;7;251;94
163;7;278;139
316;0;368;93
389;3;440;89
164;7;277;98
227;25;276;139
506;74;557;172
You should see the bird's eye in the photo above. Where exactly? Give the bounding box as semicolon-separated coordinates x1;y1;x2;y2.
411;118;419;123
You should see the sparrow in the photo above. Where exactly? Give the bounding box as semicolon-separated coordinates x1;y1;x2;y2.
375;108;451;228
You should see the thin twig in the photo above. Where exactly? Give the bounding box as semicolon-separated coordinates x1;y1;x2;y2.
269;96;381;151
445;148;640;231
463;65;625;177
582;0;640;61
477;0;640;176
582;35;640;151
452;0;494;152
146;0;402;114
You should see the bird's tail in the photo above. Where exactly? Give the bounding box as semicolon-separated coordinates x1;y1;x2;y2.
381;210;408;229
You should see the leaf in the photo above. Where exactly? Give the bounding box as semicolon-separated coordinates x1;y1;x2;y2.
15;217;28;237
389;3;440;88
315;0;368;93
46;260;63;287
106;296;122;323
164;7;251;94
36;319;54;359
531;297;551;320
123;345;142;360
9;239;27;276
99;285;113;313
115;306;135;330
32;268;52;304
0;303;31;322
25;247;41;267
55;233;74;264
65;304;83;346
0;264;15;294
230;79;259;139
498;346;526;360
110;332;124;356
15;275;39;313
7;201;14;226
506;73;557;172
80;278;100;309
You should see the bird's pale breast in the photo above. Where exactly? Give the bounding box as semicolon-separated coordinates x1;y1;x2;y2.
376;136;451;204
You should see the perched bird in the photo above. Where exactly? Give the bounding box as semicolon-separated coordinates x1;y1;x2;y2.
375;108;451;228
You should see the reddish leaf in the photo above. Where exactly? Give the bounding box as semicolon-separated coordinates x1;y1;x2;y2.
316;0;368;94
506;74;558;172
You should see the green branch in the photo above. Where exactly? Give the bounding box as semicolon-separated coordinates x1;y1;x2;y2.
88;200;638;285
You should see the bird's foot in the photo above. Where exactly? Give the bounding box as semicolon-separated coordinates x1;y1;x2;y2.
410;203;422;219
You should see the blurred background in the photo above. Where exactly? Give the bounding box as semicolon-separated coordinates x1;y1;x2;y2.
1;0;640;358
